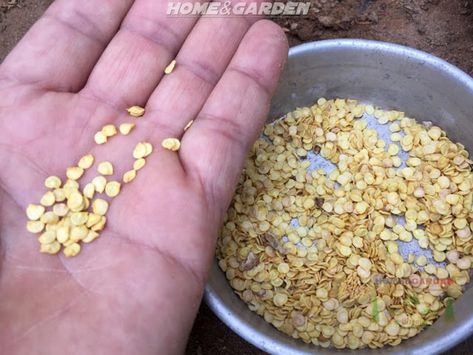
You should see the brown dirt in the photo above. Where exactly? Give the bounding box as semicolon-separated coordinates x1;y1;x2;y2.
1;1;472;354
0;0;53;59
273;0;473;76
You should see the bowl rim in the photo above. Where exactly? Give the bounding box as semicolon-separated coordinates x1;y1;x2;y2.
204;38;473;355
288;38;473;91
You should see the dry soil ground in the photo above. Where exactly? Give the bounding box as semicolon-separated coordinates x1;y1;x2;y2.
1;0;472;354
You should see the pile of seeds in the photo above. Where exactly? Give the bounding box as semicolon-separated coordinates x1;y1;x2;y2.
217;98;473;349
25;111;154;256
25;58;188;257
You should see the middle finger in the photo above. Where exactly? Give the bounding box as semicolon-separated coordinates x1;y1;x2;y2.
144;0;266;139
81;0;201;107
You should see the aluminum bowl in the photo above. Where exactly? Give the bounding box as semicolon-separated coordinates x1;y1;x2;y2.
205;39;473;355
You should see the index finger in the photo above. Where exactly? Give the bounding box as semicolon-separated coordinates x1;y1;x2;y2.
0;0;133;92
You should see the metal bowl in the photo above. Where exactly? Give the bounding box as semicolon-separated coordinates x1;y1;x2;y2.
205;39;473;355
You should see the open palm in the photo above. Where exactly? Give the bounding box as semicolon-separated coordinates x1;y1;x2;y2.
0;1;287;353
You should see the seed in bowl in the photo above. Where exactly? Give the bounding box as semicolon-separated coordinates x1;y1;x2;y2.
217;98;473;349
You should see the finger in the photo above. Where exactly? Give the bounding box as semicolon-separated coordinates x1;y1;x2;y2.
144;1;265;133
81;0;200;107
0;0;133;92
182;20;288;210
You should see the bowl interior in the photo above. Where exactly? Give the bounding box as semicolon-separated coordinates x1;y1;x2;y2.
205;39;473;355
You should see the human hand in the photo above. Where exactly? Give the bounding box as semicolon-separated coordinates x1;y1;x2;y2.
0;0;287;353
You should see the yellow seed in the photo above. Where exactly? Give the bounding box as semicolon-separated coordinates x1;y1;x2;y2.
357;265;370;279
26;204;45;221
44;176;62;189
63;180;79;198
446;250;459;263
144;142;153;157
454;218;467;230
446;194;459;205
391;253;404;265
63;243;81;257
70;225;88;241
413;187;425;198
339;245;352;256
164;59;176;74
389;122;401;132
387;144;399;156
385;321;400;336
40;241;61;255
86;213;102;228
437;176;450;189
64;179;78;189
416;255;428;266
83;230;100;243
26;220;45;233
387;192;399;205
355;201;368;214
352;236;363;248
67;191;84;211
83;183;95;199
399;230;412;242
184;120;194;131
436;268;449;279
105;181;121;198
92;199;109;216
392;156;402;167
425;264;436;274
101;124;117;137
322;202;333;213
455;271;469;285
53;188;66;202
123;170;137;183
56;226;69;243
428;126;442;140
52;203;68;217
39;230;56;244
303;198;315;209
162;138;181;151
133;158;146;171
66;166;84;181
97;161;114;176
119;122;136;135
127;106;145;117
457;258;471;270
92;176;107;193
358;257;372;271
62;239;74;247
42;213;59;225
40;191;56;207
94;131;107;144
78;154;94;169
418;238;429;249
277;263;290;274
91;216;107;231
273;293;288;306
133;142;147;159
70;212;88;226
459;180;471;191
